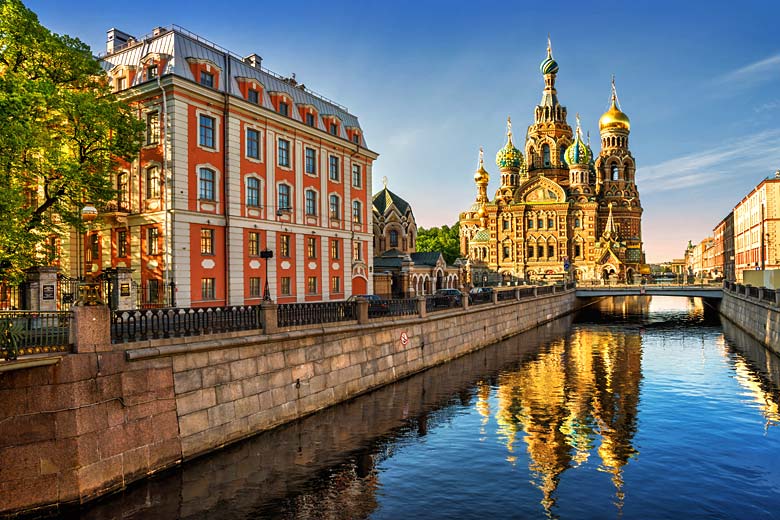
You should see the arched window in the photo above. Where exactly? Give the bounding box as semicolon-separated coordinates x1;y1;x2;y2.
574;217;581;228
246;177;261;207
543;144;551;167
352;200;362;223
146;166;161;199
198;168;214;201
389;229;399;248
329;194;340;220
560;145;567;165
611;164;619;181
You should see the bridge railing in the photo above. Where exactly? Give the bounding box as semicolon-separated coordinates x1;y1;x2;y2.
724;281;780;306
0;311;72;360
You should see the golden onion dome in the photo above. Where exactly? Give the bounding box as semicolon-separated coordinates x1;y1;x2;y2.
599;101;631;132
477;205;486;218
474;147;490;183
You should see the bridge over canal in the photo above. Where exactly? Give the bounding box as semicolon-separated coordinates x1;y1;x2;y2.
575;283;723;299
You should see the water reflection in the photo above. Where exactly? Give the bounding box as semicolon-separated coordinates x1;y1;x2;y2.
489;298;643;516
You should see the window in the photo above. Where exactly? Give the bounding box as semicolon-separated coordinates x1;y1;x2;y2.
548;218;554;229
329;194;340;220
117;172;129;208
278;139;290;167
87;233;99;262
117;230;127;257
543;144;551;167
502;220;510;230
280;234;290;258
352;200;361;223
278;101;289;116
560;145;567;165
352;164;361;187
305;112;315;126
200;228;214;255
329;123;338;136
280;277;291;296
248;232;260;256
305;148;317;175
246;128;260;159
307;236;317;259
331;276;341;293
528;218;534;229
537;245;544;258
611;164;619;181
574;217;581;228
199;168;215;201
147;64;158;80
353;240;362;261
200;70;214;88
199;114;215;148
249;277;261;297
389;229;399;247
503;245;511;259
528;245;534;258
329;156;339;181
278;184;291;212
575;243;582;257
305;189;317;216
548;244;555;258
146;166;161;199
331;238;340;260
246;177;261;208
248;89;259;104
352;134;360;144
537;218;544;229
115;77;125;90
147;227;159;255
146;111;159;145
147;279;160;305
201;278;215;300
307;276;317;295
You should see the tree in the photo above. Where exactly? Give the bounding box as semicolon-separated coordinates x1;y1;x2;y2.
417;223;461;264
0;0;143;279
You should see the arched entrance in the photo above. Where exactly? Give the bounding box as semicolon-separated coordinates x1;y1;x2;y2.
436;271;443;291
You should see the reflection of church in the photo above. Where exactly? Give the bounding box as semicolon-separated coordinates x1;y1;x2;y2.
459;40;646;284
482;320;642;515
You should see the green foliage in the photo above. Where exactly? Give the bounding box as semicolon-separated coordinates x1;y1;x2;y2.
0;0;144;280
417;223;461;264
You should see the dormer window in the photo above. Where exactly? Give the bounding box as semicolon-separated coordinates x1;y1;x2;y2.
200;71;214;88
279;101;289;116
147;64;158;80
116;77;126;91
305;112;315;126
352;133;360;144
248;89;259;104
329;123;338;136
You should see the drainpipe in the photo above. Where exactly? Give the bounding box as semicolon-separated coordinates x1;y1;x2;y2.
222;55;232;305
156;73;174;305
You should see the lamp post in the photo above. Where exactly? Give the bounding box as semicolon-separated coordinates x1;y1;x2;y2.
77;203;101;305
260;249;273;301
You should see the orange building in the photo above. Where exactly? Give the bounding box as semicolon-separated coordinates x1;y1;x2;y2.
69;26;377;307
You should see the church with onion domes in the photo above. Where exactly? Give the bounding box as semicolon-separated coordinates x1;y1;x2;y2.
459;39;645;284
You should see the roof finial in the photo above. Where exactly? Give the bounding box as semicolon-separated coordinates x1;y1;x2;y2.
575;113;582;137
547;33;553;57
587;130;591;147
611;74;621;109
506;116;513;142
382;176;388;189
478;146;484;167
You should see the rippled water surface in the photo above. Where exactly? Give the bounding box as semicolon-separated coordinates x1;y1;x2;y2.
71;296;780;519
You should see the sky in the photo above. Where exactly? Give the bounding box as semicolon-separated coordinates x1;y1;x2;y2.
27;0;780;263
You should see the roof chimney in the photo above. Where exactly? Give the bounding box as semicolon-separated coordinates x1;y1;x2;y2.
106;28;134;54
152;26;165;36
244;54;262;69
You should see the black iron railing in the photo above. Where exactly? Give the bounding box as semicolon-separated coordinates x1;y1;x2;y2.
369;298;417;319
470;291;493;305
517;287;536;299
426;294;461;313
747;286;759;298
497;290;516;302
112;305;261;343
277;301;356;327
0;311;72;360
537;285;554;295
762;288;776;303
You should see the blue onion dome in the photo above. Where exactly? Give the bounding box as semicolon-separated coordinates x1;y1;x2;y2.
540;37;559;75
564;115;592;166
474;147;490;183
495;117;524;170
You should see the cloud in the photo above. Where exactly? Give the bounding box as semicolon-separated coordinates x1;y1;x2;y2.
713;53;780;89
637;129;780;194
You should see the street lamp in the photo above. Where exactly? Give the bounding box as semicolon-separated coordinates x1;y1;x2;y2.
260;249;273;301
78;203;101;305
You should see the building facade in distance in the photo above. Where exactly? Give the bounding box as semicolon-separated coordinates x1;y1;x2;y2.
733;174;780;282
459;41;645;284
67;26;377;306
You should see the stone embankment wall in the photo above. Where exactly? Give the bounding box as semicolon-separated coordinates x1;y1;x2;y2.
720;288;780;355
0;290;575;516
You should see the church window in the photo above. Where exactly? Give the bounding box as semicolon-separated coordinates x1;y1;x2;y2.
543;144;551;167
538;218;544;228
528;245;534;258
611;164;619;181
537;245;544;258
502;220;510;230
548;244;555;258
528;218;534;229
389;229;399;247
560;145;567;165
575;243;582;257
575;217;581;228
547;217;554;229
503;246;510;259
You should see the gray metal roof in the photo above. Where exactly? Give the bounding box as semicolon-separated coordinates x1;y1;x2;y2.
100;26;365;146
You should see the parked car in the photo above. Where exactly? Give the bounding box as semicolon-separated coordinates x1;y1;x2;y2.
434;288;463;306
347;294;389;310
469;286;493;303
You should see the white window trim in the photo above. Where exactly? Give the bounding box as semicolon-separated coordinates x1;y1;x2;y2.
351;163;362;188
195;109;221;153
276;136;293;171
304;146;318;177
244;173;264;211
195;162;221;212
277;181;294;214
245;125;263;163
328;192;342;220
328;154;341;183
304;187;320;217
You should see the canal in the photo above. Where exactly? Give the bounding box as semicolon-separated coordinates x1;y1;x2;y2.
66;296;780;519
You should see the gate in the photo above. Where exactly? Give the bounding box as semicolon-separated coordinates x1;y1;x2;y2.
57;274;81;311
